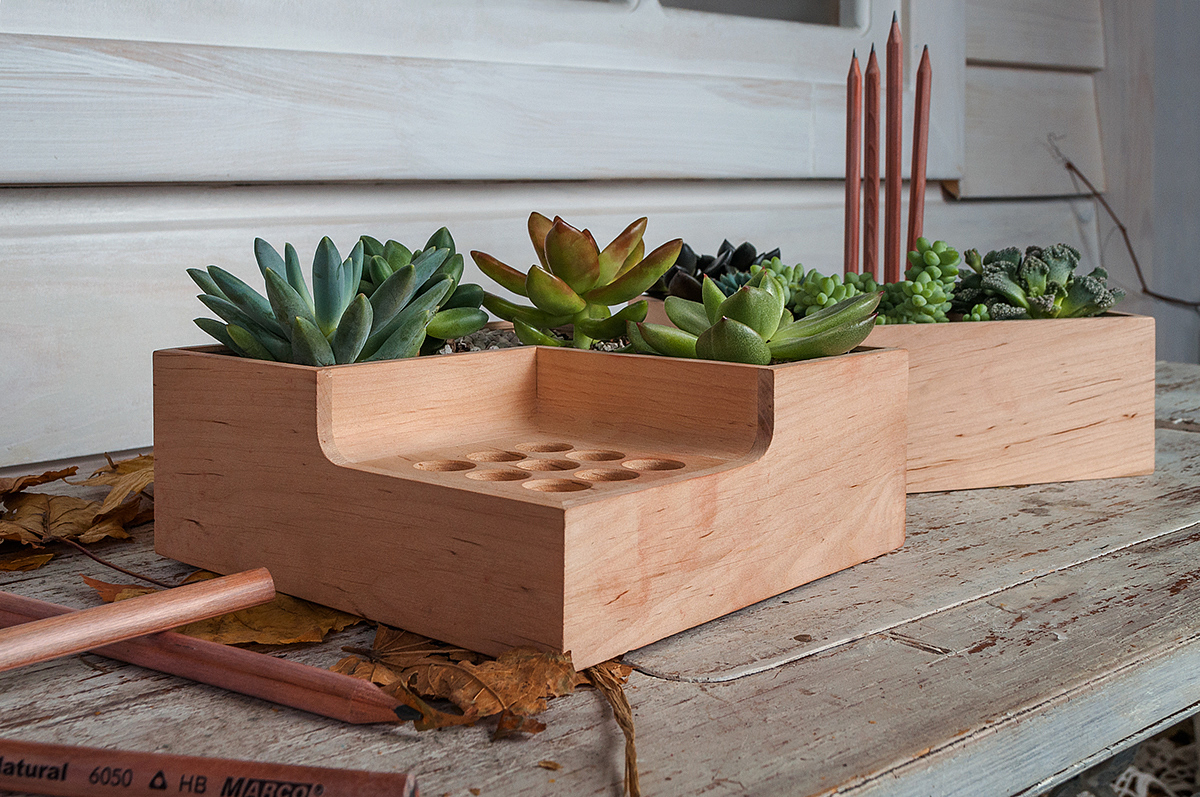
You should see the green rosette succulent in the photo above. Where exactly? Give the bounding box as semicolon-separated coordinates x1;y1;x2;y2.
953;243;1125;320
629;271;880;365
471;213;682;349
190;229;487;366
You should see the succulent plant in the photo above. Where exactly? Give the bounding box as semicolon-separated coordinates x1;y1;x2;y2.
953;243;1124;320
191;229;487;366
630;271;880;365
875;237;961;324
356;229;489;354
649;240;781;302
471;213;682;348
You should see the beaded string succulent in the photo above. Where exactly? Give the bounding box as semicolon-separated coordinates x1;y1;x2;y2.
190;229;487;365
472;213;681;348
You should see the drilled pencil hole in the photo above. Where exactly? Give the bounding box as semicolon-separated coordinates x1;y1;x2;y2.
466;450;524;462
567;450;625;462
516;459;579;472
465;469;529;481
576;468;639;482
622;458;686;472
522;479;591;492
414;460;475;472
515;442;574;453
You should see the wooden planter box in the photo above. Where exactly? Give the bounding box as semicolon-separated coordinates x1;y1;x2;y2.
154;344;908;669
864;313;1155;492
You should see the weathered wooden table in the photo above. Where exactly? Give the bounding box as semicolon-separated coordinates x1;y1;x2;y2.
3;362;1200;797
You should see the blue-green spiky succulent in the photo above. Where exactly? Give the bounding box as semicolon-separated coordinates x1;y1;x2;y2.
190;229;487;365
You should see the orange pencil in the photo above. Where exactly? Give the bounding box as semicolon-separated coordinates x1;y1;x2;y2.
863;46;881;280
844;52;863;275
907;45;932;253
884;12;903;284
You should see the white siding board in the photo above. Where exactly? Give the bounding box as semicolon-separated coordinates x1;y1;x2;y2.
960;65;1106;198
0;0;967;182
966;0;1106;71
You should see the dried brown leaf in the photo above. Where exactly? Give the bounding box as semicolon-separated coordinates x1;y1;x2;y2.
0;494;131;546
82;571;363;645
71;454;155;515
81;575;156;602
493;710;546;740
0;467;77;498
0;550;55;571
336;625;578;734
537;761;562;772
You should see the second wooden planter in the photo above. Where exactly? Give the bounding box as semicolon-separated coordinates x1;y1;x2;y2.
864;312;1155;492
154;344;908;669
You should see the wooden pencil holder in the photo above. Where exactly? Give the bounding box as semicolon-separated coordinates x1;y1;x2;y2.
153;344;908;669
864;312;1156;492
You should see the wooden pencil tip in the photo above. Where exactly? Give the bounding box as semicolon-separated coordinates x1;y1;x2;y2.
923;44;929;52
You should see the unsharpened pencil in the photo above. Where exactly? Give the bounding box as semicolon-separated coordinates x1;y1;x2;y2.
0;590;412;725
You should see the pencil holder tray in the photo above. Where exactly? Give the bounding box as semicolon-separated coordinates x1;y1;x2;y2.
153;345;908;668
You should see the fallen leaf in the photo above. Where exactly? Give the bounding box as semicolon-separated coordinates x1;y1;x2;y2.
81;575;156;602
0;550;55;571
335;625;578;733
537;761;562;772
493;710;546;740
71;454;155;515
82;571;363;645
0;494;130;546
469;789;481;796
0;467;78;498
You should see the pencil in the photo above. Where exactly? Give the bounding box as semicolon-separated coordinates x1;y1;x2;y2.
863;46;881;280
844;51;862;275
884;11;903;284
0;569;275;673
0;737;418;797
907;45;932;253
0;590;412;725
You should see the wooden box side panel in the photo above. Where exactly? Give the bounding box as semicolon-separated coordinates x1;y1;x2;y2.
866;315;1156;492
561;349;909;668
534;348;769;459
322;347;538;463
153;348;568;657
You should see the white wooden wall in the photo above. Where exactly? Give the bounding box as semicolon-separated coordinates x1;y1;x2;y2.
0;0;1158;466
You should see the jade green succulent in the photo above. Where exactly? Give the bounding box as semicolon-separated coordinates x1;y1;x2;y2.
190;230;487;366
471;213;682;348
630;271;880;365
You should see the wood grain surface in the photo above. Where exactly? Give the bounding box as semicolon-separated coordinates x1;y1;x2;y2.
865;313;1156;492
152;345;908;669
2;363;1199;796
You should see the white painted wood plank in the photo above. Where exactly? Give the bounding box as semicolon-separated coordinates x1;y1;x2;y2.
0;182;1104;467
625;425;1200;679
960;65;1106;198
2;423;1200;796
966;0;1106;71
0;0;966;182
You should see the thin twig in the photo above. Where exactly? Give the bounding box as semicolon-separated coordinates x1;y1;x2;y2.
1046;134;1200;311
52;536;175;588
585;662;640;797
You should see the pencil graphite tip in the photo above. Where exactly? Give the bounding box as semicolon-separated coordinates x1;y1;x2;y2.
892;10;898;23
